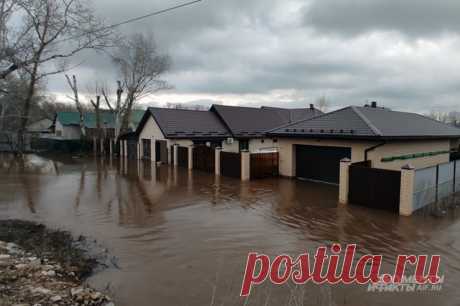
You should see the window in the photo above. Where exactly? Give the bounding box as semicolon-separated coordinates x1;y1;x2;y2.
56;130;62;137
261;139;265;143
239;140;249;152
273;138;278;143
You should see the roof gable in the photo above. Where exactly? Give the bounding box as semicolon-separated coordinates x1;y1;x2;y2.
139;107;231;139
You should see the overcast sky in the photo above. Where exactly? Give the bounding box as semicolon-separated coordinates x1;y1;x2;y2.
47;0;460;113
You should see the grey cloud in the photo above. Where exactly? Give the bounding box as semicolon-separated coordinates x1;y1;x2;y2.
305;0;460;38
44;0;460;115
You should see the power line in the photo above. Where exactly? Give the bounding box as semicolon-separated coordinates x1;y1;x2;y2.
104;0;203;29
57;0;203;43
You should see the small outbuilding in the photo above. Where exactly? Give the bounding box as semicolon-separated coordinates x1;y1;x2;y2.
134;107;231;168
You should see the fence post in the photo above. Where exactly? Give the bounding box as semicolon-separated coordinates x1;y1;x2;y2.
188;145;194;170
400;164;416;216
173;144;178;167
454;160;457;193
241;150;250;181
339;158;351;204
215;147;222;176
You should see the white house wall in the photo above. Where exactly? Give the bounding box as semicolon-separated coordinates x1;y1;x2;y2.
54;121;81;140
221;138;280;153
138;115;194;162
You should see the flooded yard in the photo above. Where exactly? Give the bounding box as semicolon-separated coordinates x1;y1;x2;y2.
0;154;459;306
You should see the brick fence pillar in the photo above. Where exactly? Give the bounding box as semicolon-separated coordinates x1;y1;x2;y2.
241;150;250;181
173;144;178;166
188;145;194;170
339;158;351;204
400;164;416;216
215;147;222;176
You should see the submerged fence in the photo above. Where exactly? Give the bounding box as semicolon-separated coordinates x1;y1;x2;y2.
413;160;460;211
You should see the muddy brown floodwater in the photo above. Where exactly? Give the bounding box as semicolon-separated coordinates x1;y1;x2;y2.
0;153;459;306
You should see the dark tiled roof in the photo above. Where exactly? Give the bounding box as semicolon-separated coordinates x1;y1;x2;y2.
269;106;460;140
211;105;322;138
261;106;323;123
140;107;231;139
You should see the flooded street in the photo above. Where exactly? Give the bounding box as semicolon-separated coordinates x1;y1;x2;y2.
0;154;459;306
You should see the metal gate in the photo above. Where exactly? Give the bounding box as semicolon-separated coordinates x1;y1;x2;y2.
142;139;151;160
296;145;351;184
193;145;215;173
178;146;189;168
250;152;279;179
220;151;241;178
349;161;401;212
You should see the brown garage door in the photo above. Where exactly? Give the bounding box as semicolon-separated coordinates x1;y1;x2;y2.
250;152;279;179
220;151;241;178
178;146;189;168
193;145;215;173
349;161;401;212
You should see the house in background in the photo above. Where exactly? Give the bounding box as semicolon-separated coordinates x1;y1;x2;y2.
269;102;460;184
53;110;145;140
210;104;323;153
133;107;231;165
26;118;54;138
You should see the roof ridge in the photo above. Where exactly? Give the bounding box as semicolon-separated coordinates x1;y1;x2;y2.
148;106;209;112
266;106;350;132
351;106;382;136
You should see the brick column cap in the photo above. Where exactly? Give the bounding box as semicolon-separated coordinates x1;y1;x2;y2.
340;158;351;163
402;164;415;170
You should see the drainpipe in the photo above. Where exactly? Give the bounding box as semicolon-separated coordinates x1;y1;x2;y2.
364;141;386;163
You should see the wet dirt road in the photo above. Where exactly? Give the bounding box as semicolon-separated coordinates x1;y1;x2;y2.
0;154;459;306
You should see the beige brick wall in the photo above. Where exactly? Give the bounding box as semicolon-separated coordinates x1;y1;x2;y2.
222;138;280;153
278;138;452;177
369;139;450;171
278;138;373;177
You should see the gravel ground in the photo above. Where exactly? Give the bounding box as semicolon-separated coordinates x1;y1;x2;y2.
0;220;114;306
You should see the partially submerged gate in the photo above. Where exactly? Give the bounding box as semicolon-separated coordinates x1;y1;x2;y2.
177;146;189;168
250;152;279;179
220;152;241;178
127;139;138;160
349;161;401;212
193;145;215;173
155;140;168;163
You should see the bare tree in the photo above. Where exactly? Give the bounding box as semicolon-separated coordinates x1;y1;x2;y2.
2;0;115;151
316;96;329;112
101;80;124;139
112;33;171;132
65;74;86;137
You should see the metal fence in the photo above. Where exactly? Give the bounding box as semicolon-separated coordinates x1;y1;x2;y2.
413;160;460;211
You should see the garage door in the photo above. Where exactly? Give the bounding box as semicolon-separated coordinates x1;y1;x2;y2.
296;145;351;184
